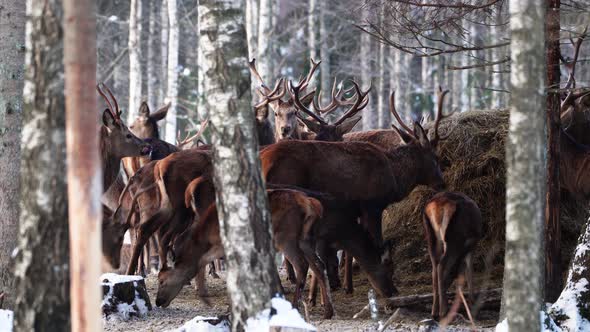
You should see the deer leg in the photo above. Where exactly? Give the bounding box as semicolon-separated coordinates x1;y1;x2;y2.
196;266;209;297
138;246;146;277
431;258;440;320
343;251;353;294
126;210;169;275
438;252;461;318
284;259;297;285
150;236;159;271
464;253;474;304
301;241;334;319
317;241;341;291
282;246;308;310
209;261;220;279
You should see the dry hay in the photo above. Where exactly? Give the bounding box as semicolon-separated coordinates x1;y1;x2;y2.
382;109;588;294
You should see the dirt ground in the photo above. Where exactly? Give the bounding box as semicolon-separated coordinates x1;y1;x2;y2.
103;265;498;332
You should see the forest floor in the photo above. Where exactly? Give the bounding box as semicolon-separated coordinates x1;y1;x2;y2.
103;266;499;332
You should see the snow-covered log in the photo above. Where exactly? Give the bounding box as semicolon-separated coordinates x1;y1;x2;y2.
245;297;316;332
172;316;231;332
101;273;151;320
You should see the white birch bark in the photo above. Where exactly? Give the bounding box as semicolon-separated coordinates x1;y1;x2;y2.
257;0;273;79
198;0;280;330
128;0;142;123
0;0;25;307
392;49;409;125
308;0;318;61
147;0;161;109
246;0;259;108
164;0;179;144
501;0;547;330
360;8;374;130
319;0;331;105
161;0;169;106
13;0;70;329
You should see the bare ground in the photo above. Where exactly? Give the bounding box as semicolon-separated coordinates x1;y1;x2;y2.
103;266;498;332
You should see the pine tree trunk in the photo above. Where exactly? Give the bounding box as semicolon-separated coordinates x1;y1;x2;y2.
0;0;25;308
128;0;142;123
502;0;547;330
360;8;374;130
63;0;101;330
147;0;161;108
164;0;179;143
12;1;70;330
198;1;280;330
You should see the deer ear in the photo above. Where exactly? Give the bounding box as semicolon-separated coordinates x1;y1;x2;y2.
336;116;361;136
150;102;171;121
139;102;150;116
413;122;431;148
391;124;414;145
297;116;322;134
102;109;117;130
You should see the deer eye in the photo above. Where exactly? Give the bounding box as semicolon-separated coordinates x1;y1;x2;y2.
126;134;133;139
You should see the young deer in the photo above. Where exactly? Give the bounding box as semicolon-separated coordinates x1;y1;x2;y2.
423;191;483;319
156;188;335;319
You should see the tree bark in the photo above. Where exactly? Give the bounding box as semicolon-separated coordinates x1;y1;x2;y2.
128;0;142;123
360;7;374;130
161;0;169;111
199;0;280;330
147;0;162;108
13;2;70;327
502;0;547;330
164;0;179;143
319;0;330;106
0;0;25;308
376;6;389;129
308;0;318;61
257;0;273;79
63;0;102;330
545;0;562;304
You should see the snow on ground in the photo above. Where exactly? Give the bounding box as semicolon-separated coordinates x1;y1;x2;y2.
245;297;317;331
0;309;13;332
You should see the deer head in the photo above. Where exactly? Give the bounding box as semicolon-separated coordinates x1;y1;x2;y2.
248;58;319;140
291;79;370;141
97;83;152;159
129;101;170;139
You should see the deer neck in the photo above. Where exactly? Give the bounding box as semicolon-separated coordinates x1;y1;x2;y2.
100;126;122;190
386;145;425;199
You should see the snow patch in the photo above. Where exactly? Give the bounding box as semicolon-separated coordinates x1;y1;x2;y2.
550;277;590;332
101;274;151;320
245;297;316;332
101;273;144;284
0;310;13;332
169;316;230;332
495;312;563;332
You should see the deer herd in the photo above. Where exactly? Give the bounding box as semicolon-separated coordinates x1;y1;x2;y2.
97;51;590;322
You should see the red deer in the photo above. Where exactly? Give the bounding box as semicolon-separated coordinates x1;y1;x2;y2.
96;83;152;190
156;188;335;318
248;58;318;140
260;89;450;246
422;191;483;319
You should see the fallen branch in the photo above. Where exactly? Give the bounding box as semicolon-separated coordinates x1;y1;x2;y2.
385;288;502;310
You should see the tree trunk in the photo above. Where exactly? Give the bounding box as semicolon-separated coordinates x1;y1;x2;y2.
147;0;161;109
376;6;389;129
392;49;409;124
308;0;318;61
502;0;546;330
257;0;273;79
548;215;590;329
164;0;179;144
246;0;259;109
198;1;280;330
161;0;169;111
12;1;70;329
128;0;142;123
0;0;25;308
63;0;102;330
360;7;374;130
319;0;330;105
544;0;562;304
470;22;486;109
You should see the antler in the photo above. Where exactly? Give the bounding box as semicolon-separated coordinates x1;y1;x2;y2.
312;77;361;115
431;86;452;146
295;58;321;93
561;27;588;112
177;118;210;148
289;80;328;125
388;91;414;136
97;82;122;122
254;78;287;110
333;80;372;126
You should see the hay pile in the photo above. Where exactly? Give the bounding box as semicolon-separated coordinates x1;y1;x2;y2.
382;109;588;294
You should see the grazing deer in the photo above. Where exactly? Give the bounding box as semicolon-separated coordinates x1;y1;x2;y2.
97;83;152;190
422;191;483;319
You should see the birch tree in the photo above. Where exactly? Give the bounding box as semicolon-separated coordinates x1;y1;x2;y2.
128;0;142;123
308;0;318;61
501;0;546;330
0;0;25;306
257;0;273;81
198;0;280;330
319;0;331;105
360;6;375;130
164;0;179;143
12;0;70;329
147;0;162;108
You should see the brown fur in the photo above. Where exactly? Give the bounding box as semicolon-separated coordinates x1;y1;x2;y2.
423;191;483;319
